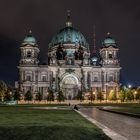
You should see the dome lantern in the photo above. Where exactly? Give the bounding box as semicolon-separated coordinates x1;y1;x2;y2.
66;10;72;27
22;30;37;46
102;32;117;47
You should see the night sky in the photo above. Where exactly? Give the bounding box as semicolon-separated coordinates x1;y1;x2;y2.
0;0;140;86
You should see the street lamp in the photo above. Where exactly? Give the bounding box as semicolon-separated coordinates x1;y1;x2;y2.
134;91;137;101
9;92;12;101
128;84;132;88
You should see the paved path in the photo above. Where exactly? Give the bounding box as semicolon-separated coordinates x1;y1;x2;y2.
79;107;140;140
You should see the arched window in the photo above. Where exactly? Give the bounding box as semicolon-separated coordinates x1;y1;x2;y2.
109;53;113;59
109;76;113;82
42;76;47;82
26;75;31;81
27;51;32;58
94;77;98;82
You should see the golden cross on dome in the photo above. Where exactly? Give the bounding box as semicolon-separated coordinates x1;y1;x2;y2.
66;10;72;27
29;30;32;34
67;10;71;16
107;32;111;36
93;25;96;50
67;10;71;22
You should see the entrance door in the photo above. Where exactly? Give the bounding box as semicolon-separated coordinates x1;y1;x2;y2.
61;74;79;99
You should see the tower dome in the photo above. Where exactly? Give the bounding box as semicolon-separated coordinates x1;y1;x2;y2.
102;33;116;47
49;13;89;50
22;31;37;46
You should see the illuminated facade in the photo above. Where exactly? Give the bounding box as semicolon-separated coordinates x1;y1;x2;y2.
16;14;121;100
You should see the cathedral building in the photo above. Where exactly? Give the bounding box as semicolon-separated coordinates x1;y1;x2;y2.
16;14;121;100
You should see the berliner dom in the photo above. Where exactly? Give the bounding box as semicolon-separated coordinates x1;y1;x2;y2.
16;13;121;100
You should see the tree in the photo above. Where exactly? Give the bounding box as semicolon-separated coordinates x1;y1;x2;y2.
108;90;117;101
118;89;126;102
4;89;12;101
35;92;43;101
88;91;95;103
7;85;14;93
97;92;104;102
47;90;54;103
135;88;140;102
125;88;134;101
57;90;65;102
0;80;7;101
76;90;84;102
24;90;33;101
13;89;21;100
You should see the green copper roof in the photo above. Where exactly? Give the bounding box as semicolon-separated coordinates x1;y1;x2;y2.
102;36;116;47
49;26;89;48
23;35;37;46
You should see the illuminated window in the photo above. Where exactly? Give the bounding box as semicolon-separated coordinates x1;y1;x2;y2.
64;76;77;85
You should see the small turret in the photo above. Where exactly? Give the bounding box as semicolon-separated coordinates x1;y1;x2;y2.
100;33;119;66
20;31;40;65
102;32;117;47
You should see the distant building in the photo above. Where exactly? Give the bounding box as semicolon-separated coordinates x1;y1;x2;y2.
15;14;121;100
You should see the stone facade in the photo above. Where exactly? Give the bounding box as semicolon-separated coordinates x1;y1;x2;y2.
15;17;121;100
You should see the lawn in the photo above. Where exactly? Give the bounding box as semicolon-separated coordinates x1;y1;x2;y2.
80;103;140;115
109;105;140;115
0;105;110;140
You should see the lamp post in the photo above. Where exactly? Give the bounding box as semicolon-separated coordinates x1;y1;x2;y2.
9;91;12;98
92;91;96;102
9;92;14;101
128;84;132;89
134;91;137;102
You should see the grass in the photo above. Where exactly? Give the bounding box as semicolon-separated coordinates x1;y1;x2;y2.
0;105;110;140
109;106;140;115
80;103;140;107
80;103;140;115
0;103;67;107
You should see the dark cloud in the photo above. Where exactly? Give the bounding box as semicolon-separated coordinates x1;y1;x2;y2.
0;0;140;86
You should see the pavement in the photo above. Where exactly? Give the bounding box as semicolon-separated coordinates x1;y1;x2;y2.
32;106;72;110
78;107;140;140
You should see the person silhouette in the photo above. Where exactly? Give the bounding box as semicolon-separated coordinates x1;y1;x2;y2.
74;105;78;110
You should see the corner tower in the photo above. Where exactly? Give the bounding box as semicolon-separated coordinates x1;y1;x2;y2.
20;31;40;66
17;31;41;98
100;33;121;99
100;33;119;66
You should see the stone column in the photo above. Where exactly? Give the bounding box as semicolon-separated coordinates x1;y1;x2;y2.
83;70;88;91
105;72;108;100
106;51;108;59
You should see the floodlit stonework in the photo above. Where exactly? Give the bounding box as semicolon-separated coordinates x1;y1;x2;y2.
15;15;121;100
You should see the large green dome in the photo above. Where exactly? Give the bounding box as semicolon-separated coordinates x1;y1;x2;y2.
49;26;89;48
